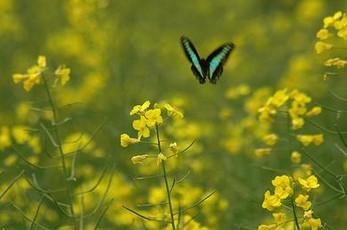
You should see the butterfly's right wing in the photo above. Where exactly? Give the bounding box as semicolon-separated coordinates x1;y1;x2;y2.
180;36;206;83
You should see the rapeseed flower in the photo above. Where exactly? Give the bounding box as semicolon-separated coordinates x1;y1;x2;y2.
298;175;320;191
12;55;47;91
295;194;311;210
132;116;150;139
120;133;139;147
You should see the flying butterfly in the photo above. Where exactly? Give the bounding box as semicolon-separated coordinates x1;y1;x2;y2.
180;36;235;84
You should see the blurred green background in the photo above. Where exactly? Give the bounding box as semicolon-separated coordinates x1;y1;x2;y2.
1;0;347;229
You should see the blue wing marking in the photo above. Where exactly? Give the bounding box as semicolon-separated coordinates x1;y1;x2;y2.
182;39;204;77
209;45;232;78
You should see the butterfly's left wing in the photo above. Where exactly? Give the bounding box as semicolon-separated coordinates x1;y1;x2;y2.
206;43;235;83
180;36;206;83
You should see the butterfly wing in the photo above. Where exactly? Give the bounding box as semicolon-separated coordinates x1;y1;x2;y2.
180;36;206;83
206;43;235;83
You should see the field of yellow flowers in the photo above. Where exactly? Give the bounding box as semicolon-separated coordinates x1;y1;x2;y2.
1;0;347;229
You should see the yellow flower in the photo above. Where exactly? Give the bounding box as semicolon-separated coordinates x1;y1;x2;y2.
312;134;324;145
305;218;322;230
12;126;30;144
132;116;150;139
298;175;320;191
296;135;313;146
291;117;304;130
144;109;163;127
130;100;150;115
157;152;167;166
304;210;313;219
295;194;311;210
271;89;289;108
169;142;178;154
262;190;281;211
255;148;272;157
272;175;293;199
120;133;139;147
12;55;47;92
316;28;331;40
337;27;347;40
296;134;323;146
325;57;347;68
0;127;12;150
55;65;71;85
290;91;311;105
131;154;149;164
37;55;47;68
273;212;286;224
303;210;322;229
258;224;277;230
291;151;301;164
263;134;278;146
306;106;322;117
323;11;342;28
163;103;184;119
314;41;333;54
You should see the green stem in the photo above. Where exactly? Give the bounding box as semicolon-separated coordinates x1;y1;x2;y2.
155;124;176;230
291;197;300;230
42;75;77;229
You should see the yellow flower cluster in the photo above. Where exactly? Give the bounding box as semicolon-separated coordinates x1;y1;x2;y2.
256;89;323;157
316;11;347;72
259;89;320;129
0;125;41;153
13;56;47;91
259;174;321;229
12;56;71;91
121;100;184;165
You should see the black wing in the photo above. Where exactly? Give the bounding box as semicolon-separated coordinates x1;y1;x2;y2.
206;43;234;83
180;36;206;83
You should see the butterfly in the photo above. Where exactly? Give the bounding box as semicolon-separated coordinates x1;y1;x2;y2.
180;36;235;84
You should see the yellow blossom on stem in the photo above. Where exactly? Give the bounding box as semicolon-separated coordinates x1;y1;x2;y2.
295;194;311;210
157;152;167;166
144;108;163;127
325;58;347;68
304;218;322;230
55;65;71;85
312;134;324;145
262;190;281;211
120;133;139;147
163;103;184;119
291;117;304;130
130;100;151;115
132;116;150;139
337;27;347;40
169;142;178;154
263;133;278;146
323;11;342;28
255;148;272;157
291;151;301;164
298;175;320;191
12;55;47;92
314;41;333;54
272;175;293;199
131;154;149;164
306;106;322;117
316;28;331;40
272;212;286;224
0;126;12;150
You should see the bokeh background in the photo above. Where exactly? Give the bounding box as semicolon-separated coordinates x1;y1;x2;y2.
1;0;347;229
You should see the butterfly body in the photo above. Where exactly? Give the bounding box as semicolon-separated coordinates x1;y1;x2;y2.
181;36;234;84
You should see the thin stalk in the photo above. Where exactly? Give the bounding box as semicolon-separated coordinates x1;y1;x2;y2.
155;124;176;230
291;197;300;230
42;75;77;229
